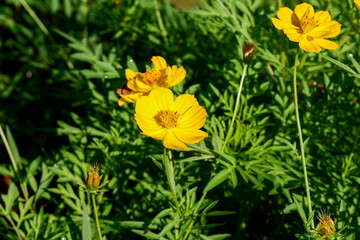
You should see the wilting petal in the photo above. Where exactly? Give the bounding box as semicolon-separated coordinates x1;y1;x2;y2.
127;79;152;92
152;56;167;70
163;131;189;150
173;128;208;144
299;36;321;52
314;38;338;50
308;21;341;39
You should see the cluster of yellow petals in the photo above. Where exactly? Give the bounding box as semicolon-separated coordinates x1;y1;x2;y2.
135;88;208;151
271;3;341;52
117;56;186;107
355;0;360;10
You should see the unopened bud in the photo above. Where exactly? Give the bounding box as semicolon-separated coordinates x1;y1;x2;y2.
87;163;101;190
243;43;256;61
318;209;336;237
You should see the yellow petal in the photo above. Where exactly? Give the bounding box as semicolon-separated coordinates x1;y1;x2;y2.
173;128;208;144
355;0;360;10
294;3;314;20
277;7;300;27
313;11;331;24
150;88;175;110
135;94;160;119
271;17;293;30
163;130;189;150
119;92;143;104
135;114;163;133
178;105;206;129
127;78;152;92
299;35;321;52
174;94;199;114
125;69;137;80
151;56;167;70
118;98;126;107
167;66;186;87
308;21;341;39
314;38;339;50
284;28;304;42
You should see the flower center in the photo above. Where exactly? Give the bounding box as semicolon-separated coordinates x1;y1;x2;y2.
154;110;179;129
300;15;319;33
143;69;160;84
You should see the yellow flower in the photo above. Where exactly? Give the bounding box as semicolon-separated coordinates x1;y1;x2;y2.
271;3;341;52
355;0;360;10
134;88;208;150
117;56;186;107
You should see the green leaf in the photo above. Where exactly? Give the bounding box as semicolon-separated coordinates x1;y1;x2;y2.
159;220;175;237
82;203;92;240
132;230;166;239
205;211;236;216
127;56;138;72
203;167;233;192
318;52;359;77
200;233;232;240
293;195;307;224
5;126;22;169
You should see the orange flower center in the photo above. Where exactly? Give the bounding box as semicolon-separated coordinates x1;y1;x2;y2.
301;15;319;33
154;110;179;129
143;69;160;84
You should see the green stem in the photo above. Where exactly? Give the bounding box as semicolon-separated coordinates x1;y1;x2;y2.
18;0;74;70
92;194;103;240
162;148;182;236
0;125;28;201
183;220;194;240
6;213;23;240
221;64;248;152
292;51;314;229
153;0;169;45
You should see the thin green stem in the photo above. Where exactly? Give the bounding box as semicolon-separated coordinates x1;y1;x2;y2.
221;64;248;153
162;148;182;234
292;51;314;229
18;0;74;70
183;220;194;240
0;125;28;201
91;194;103;240
153;0;169;45
6;213;23;240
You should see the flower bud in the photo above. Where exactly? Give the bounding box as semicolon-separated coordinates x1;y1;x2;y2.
87;163;101;190
318;209;336;237
243;43;256;61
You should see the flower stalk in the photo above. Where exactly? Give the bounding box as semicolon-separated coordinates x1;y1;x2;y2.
221;63;248;152
92;194;103;240
293;51;314;229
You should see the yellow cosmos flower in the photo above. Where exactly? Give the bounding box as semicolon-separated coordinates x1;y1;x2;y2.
135;88;208;151
271;3;341;52
355;0;360;10
117;56;186;107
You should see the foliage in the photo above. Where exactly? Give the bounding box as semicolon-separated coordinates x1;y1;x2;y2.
0;0;359;239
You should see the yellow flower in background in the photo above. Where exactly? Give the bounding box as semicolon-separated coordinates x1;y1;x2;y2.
117;56;186;107
355;0;360;10
271;3;341;52
135;88;208;151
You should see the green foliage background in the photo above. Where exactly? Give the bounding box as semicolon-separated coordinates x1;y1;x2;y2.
0;0;359;239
